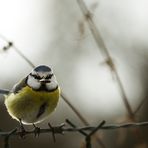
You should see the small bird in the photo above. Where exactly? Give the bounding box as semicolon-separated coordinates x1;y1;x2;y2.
4;65;60;126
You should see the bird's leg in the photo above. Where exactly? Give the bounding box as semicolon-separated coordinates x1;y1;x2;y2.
48;122;56;143
18;119;26;138
33;123;40;137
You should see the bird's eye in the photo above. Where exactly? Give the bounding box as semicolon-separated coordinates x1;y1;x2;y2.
30;73;41;79
46;74;53;79
34;75;41;79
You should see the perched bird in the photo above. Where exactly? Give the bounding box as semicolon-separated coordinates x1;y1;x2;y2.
4;65;60;126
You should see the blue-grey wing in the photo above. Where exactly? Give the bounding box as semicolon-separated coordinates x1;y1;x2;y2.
11;77;27;94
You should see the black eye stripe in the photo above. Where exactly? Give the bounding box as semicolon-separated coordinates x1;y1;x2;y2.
30;73;53;79
35;75;41;79
30;73;41;79
46;74;53;79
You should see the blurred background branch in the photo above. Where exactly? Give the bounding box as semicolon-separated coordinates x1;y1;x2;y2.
76;0;147;146
77;0;134;120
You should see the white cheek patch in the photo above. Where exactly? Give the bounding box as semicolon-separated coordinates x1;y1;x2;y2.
46;82;58;90
46;76;58;91
27;75;41;89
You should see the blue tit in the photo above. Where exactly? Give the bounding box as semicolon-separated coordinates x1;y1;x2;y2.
4;65;60;125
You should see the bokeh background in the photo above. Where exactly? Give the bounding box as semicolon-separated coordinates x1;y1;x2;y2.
0;0;148;147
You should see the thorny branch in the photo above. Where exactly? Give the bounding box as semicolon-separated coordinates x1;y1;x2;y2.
1;119;148;148
1;120;148;137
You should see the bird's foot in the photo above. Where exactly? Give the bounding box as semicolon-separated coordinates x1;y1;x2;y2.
18;119;26;138
33;124;40;137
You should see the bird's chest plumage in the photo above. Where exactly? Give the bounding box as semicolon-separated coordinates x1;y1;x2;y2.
5;86;60;124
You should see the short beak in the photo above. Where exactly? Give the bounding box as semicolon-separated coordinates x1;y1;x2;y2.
39;79;50;83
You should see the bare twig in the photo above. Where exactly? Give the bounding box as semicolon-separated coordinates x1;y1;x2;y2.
77;0;134;119
13;46;35;68
0;34;35;68
76;0;147;127
76;0;147;146
134;96;148;115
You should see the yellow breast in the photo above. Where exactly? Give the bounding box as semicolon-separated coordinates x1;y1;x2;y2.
5;86;60;124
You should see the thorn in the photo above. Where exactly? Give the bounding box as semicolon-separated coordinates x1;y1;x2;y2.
55;123;65;135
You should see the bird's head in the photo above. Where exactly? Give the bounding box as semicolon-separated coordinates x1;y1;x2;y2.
27;65;58;91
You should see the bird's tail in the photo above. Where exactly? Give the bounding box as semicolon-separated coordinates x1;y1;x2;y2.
0;89;10;95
